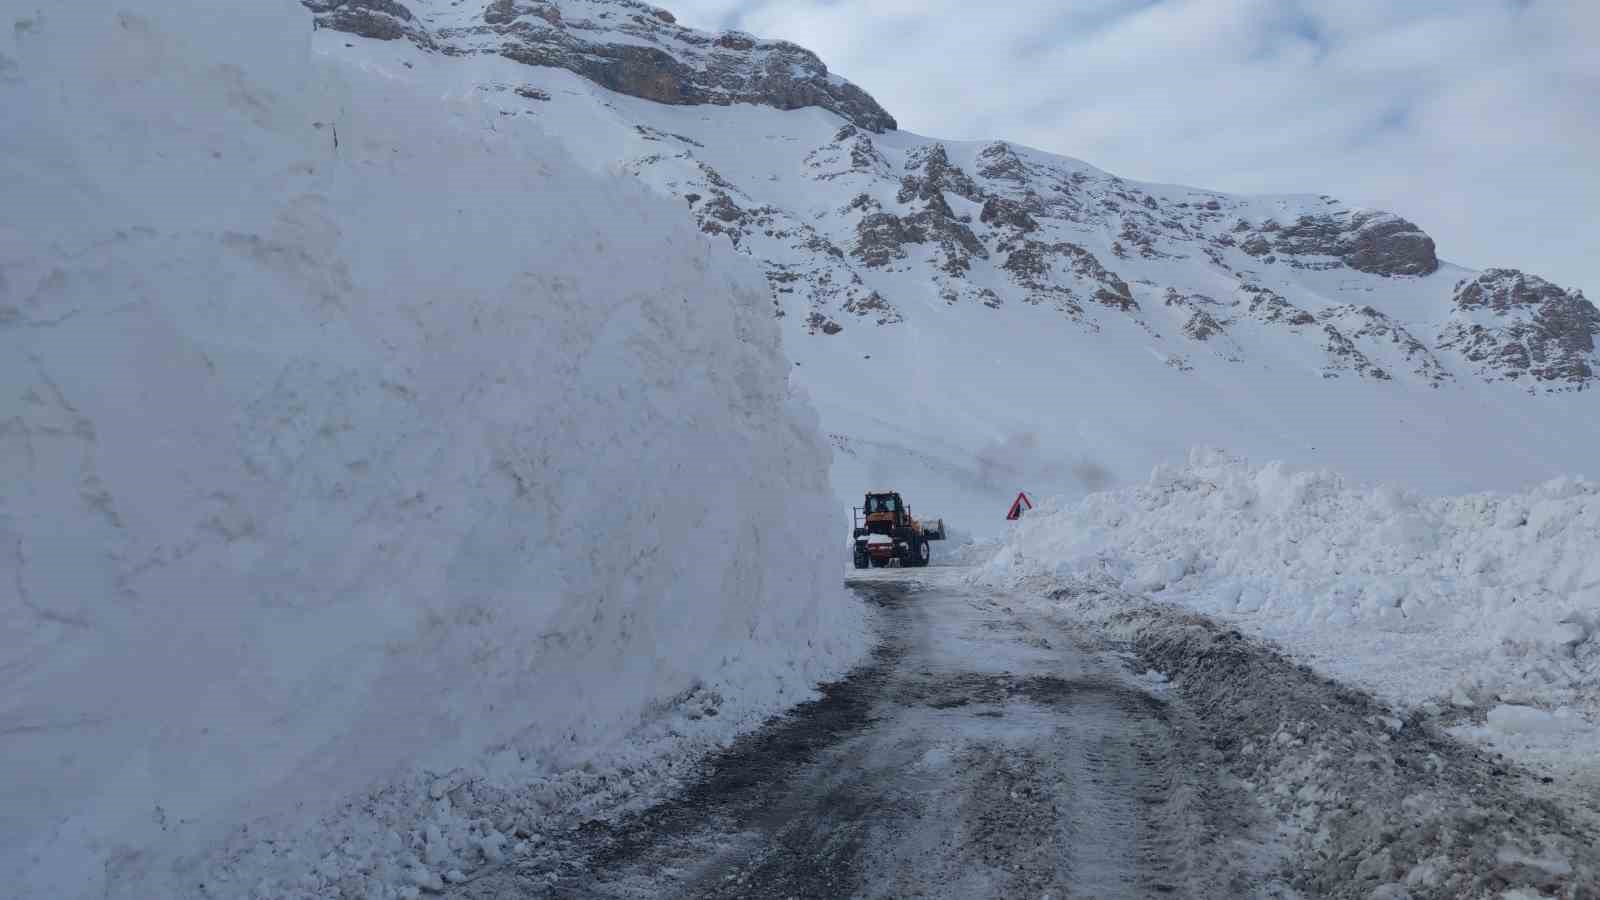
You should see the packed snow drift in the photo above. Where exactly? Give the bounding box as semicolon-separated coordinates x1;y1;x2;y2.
0;2;866;897
977;450;1600;779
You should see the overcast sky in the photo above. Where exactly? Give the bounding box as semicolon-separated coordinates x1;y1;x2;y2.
668;0;1597;300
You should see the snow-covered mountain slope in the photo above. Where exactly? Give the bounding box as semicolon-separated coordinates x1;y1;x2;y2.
311;0;1600;536
0;2;866;897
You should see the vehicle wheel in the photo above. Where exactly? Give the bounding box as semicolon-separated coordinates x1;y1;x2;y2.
853;547;869;569
915;538;931;567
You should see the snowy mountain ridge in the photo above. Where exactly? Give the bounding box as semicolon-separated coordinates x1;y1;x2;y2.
309;0;1597;396
308;0;1600;534
303;0;896;131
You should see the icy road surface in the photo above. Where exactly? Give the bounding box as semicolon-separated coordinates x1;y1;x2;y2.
452;570;1286;898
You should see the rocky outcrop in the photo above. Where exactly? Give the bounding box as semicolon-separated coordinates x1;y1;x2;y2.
1439;270;1599;388
1182;309;1225;341
1002;241;1135;313
900;144;983;204
1341;212;1439;276
303;0;432;44
843;146;990;276
1319;305;1452;386
842;290;902;325
849;209;986;277
1318;323;1391;381
1165;290;1228;341
980;197;1039;233
1240;284;1316;327
1239;211;1439;276
306;0;897;132
852;213;919;268
976;142;1031;186
805;312;843;335
805;125;892;181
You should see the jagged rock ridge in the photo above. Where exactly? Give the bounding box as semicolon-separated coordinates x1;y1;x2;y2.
303;0;896;132
305;0;431;43
634;116;1594;389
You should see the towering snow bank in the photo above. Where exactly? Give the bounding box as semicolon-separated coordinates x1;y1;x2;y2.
978;451;1600;773
0;2;865;897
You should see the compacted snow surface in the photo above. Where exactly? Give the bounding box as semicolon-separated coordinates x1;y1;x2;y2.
0;2;866;897
977;450;1600;786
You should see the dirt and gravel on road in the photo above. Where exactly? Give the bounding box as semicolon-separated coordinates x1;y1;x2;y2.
451;570;1598;899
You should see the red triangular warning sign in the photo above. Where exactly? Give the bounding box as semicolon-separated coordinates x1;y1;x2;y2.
1006;491;1033;520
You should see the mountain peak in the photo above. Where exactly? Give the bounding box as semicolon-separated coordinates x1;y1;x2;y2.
303;0;898;132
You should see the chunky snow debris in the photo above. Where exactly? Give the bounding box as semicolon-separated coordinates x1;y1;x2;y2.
977;450;1600;779
1046;583;1599;899
0;2;866;897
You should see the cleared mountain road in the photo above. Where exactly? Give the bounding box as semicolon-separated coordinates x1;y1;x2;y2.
451;571;1286;898
451;568;1600;898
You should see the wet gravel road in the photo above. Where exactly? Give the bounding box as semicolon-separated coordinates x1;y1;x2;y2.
454;572;1284;898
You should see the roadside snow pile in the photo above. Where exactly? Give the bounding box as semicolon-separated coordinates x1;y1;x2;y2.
1043;582;1600;899
0;2;866;898
978;449;1600;774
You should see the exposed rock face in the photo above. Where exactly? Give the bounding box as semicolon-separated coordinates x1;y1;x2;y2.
683;113;1463;382
1239;211;1439;276
1241;284;1316;327
976;141;1031;186
980;197;1039;233
1439;270;1600;388
846;144;990;276
900;144;983;204
1165;290;1229;342
1319;322;1391;381
1183;309;1224;340
853;213;920;268
1319;305;1451;387
1002;241;1134;313
1342;212;1439;276
303;0;432;44
806;125;891;181
304;0;897;132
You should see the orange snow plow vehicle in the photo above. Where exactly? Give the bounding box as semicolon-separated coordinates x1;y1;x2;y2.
852;491;946;569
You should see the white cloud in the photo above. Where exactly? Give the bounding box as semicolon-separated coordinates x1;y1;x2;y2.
667;0;1599;299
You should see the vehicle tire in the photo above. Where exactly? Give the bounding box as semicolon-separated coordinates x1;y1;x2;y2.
915;538;931;567
853;547;869;569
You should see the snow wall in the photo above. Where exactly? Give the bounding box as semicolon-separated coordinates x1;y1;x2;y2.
0;2;866;896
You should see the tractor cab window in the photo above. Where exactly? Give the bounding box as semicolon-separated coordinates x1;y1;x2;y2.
867;495;898;513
